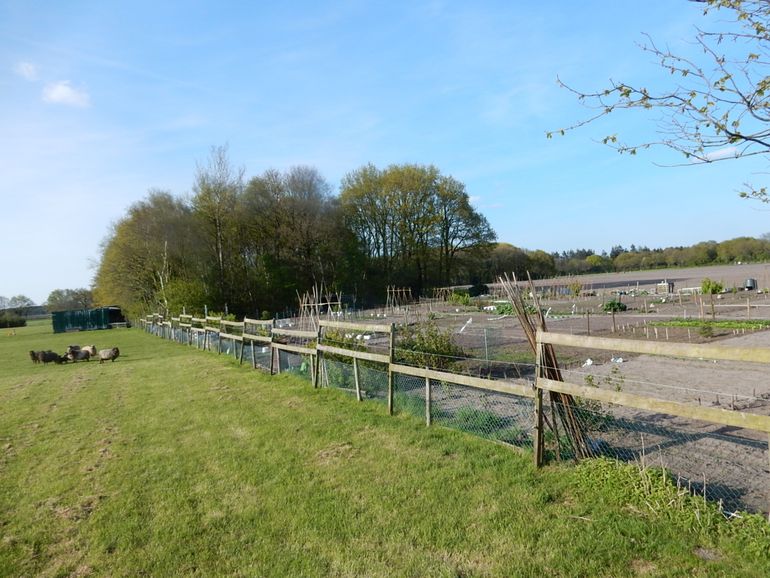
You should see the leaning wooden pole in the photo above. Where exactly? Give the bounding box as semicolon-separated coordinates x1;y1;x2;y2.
499;273;593;461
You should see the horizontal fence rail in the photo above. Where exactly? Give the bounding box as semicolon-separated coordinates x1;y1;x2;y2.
141;314;770;515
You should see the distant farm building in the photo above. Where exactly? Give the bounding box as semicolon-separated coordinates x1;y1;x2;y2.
52;306;128;334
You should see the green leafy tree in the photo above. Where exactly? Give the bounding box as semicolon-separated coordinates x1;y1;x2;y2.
191;145;244;312
701;277;724;320
94;190;203;318
552;0;770;199
340;163;494;297
46;288;93;311
8;295;34;315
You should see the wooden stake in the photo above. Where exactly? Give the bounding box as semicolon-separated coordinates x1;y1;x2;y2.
425;369;431;426
387;323;395;415
354;358;362;402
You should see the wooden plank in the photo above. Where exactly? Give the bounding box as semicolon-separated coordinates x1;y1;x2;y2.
220;320;244;328
219;332;244;342
271;328;317;339
272;342;315;356
316;344;390;364
204;326;220;333
242;333;272;343
537;377;770;433
538;329;770;363
319;320;393;334
389;364;534;399
243;318;273;330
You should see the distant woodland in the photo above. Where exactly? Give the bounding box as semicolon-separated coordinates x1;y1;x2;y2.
91;147;770;319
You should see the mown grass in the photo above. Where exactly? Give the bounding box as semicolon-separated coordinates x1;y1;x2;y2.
2;320;770;576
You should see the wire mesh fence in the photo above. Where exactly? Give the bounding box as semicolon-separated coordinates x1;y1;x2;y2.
140;317;770;515
277;349;312;381
321;357;355;394
548;398;769;515
431;381;535;451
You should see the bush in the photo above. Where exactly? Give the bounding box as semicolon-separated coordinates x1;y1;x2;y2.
397;321;466;371
0;312;26;328
603;300;627;313
447;291;471;306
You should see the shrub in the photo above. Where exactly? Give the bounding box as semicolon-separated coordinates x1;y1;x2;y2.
0;312;26;328
447;291;471;306
603;300;627;313
397;321;466;371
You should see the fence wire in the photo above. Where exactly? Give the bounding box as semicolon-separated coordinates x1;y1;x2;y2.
141;320;770;515
431;382;535;451
322;358;355;394
278;349;312;380
548;399;769;514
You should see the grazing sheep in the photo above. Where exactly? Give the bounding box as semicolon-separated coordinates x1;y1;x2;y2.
30;350;40;364
98;347;120;363
82;345;97;357
40;351;64;365
67;349;91;362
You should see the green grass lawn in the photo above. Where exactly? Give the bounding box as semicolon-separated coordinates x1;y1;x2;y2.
2;320;770;577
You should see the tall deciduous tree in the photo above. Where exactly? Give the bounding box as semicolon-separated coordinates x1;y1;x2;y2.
46;288;93;311
552;0;770;199
93;190;202;318
340;163;494;296
191;145;244;312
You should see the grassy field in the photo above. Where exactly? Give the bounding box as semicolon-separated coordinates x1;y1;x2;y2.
2;321;770;577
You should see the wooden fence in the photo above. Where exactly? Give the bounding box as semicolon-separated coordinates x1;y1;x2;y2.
142;313;770;512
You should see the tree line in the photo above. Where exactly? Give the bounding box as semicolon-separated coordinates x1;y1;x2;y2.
93;147;496;319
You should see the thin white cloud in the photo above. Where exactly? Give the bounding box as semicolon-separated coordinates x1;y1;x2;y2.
42;81;91;107
13;61;38;81
703;147;738;162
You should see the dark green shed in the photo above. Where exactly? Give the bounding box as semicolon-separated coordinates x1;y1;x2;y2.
52;306;127;334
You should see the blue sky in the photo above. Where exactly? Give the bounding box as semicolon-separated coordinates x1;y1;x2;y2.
2;1;769;304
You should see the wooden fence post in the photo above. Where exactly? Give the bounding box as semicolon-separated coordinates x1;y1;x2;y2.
534;336;545;468
313;326;322;388
251;339;256;369
354;358;362;401
425;368;431;427
269;334;276;375
387;323;395;415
